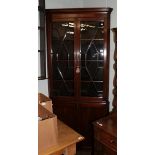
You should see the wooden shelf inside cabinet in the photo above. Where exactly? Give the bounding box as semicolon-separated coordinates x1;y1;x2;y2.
52;60;74;61
81;39;104;41
52;39;74;41
81;81;103;83
53;80;74;82
80;60;104;62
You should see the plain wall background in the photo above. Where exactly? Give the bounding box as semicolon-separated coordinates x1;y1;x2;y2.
38;0;117;111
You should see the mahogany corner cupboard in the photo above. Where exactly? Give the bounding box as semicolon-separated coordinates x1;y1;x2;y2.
46;8;113;149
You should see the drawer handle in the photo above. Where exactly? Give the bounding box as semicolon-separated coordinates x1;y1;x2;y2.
110;139;115;143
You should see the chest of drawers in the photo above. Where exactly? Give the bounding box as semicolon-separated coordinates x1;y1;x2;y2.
93;113;117;155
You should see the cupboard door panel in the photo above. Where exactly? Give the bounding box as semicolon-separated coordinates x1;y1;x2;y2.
53;102;77;130
77;103;109;147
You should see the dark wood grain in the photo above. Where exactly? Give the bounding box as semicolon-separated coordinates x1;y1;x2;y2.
93;113;117;155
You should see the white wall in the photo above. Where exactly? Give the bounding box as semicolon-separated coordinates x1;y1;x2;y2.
38;0;117;111
38;79;49;96
82;0;106;8
45;0;83;9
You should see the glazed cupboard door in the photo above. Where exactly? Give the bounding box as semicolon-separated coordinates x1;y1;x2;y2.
46;8;113;149
51;21;75;97
77;19;110;147
79;21;104;97
46;18;78;129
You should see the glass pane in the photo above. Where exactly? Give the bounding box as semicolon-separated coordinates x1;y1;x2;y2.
52;22;74;96
53;81;74;96
81;82;103;97
80;21;104;97
80;21;104;39
81;40;104;61
81;67;103;81
52;22;74;60
53;61;74;80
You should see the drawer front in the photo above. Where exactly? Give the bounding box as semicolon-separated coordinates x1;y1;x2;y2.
94;127;117;152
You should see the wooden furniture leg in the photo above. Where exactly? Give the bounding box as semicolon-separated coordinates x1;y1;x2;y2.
64;144;76;155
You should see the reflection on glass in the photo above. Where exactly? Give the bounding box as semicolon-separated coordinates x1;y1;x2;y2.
52;22;74;96
80;21;104;97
